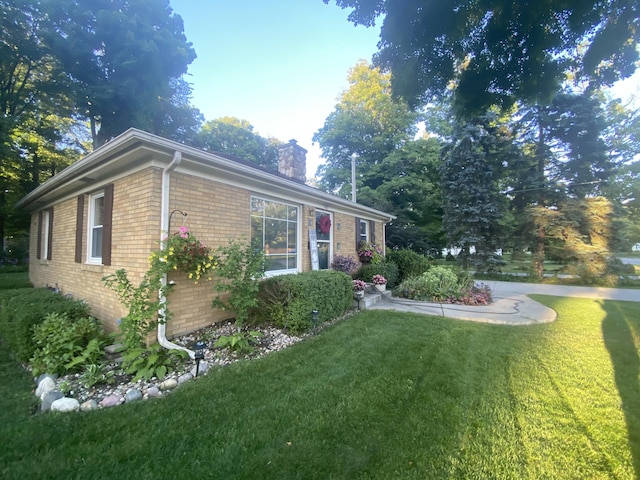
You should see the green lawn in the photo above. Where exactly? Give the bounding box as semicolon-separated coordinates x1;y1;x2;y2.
1;296;639;479
0;270;30;290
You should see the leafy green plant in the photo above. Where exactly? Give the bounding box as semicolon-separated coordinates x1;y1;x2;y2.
121;343;189;382
0;288;91;362
103;227;217;350
214;331;263;353
211;237;266;326
79;364;115;388
58;380;72;395
29;313;107;376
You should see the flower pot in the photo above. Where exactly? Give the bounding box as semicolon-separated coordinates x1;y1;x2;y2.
375;284;386;292
359;255;371;264
354;290;365;300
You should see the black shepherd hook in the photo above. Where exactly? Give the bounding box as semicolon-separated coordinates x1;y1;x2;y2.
168;209;188;234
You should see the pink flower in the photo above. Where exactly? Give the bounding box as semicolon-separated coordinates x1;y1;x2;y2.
178;226;189;239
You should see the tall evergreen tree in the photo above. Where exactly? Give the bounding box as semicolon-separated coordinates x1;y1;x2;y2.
441;112;514;272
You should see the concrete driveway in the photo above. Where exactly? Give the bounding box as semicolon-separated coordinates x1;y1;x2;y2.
368;280;639;326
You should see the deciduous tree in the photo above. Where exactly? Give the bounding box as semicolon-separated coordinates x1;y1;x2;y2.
197;117;280;171
313;60;417;197
325;0;639;116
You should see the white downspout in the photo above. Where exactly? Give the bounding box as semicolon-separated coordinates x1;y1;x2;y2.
158;151;194;359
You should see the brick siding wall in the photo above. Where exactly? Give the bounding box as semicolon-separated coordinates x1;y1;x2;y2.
28;165;386;340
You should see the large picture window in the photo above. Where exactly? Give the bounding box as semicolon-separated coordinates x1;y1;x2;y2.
251;197;299;274
88;192;104;264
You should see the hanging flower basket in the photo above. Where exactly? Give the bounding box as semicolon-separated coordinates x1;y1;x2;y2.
357;241;382;264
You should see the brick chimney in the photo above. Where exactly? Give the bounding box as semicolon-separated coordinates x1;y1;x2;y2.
277;139;307;183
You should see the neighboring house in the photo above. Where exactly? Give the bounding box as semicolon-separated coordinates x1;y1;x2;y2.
16;128;394;341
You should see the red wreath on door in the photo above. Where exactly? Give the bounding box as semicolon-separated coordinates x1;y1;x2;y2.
318;215;332;234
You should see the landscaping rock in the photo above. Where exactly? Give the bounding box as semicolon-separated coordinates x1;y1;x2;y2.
190;361;209;377
36;376;56;399
41;390;64;412
177;372;193;384
125;389;142;403
146;386;161;398
159;378;178;391
35;373;57;386
51;397;80;413
80;399;98;411
104;343;124;354
100;394;123;408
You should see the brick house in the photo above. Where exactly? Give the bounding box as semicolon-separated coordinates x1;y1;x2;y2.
16;128;393;344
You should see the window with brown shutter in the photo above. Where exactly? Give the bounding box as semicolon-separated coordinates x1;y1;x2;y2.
86;183;113;265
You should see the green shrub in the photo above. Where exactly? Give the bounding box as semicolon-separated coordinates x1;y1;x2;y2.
354;262;400;288
397;266;471;302
0;288;90;362
252;270;353;334
29;313;108;376
386;249;431;282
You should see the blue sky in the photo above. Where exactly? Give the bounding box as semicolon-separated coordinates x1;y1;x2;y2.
170;0;381;177
170;1;639;178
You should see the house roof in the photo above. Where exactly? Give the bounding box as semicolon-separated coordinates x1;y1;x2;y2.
15;128;395;222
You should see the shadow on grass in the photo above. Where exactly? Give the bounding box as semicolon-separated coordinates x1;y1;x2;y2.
601;300;640;478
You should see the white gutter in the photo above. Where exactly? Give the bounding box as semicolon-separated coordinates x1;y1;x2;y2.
158;151;195;359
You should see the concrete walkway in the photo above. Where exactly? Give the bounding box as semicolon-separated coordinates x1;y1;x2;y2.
367;280;639;326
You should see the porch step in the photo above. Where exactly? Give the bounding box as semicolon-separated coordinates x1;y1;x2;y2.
353;286;392;310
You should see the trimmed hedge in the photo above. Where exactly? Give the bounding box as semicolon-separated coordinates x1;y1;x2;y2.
252;270;353;334
386;249;431;282
0;288;91;362
354;261;400;288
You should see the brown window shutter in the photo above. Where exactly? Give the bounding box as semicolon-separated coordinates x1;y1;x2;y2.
75;195;84;263
102;183;114;266
37;211;43;260
370;221;376;244
355;217;360;249
47;208;54;260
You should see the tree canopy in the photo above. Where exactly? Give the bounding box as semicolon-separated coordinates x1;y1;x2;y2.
325;0;639;115
197;117;280;171
42;0;197;147
1;0;200;247
313;60;417;197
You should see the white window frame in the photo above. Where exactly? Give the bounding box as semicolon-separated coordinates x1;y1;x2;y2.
359;219;369;244
250;196;300;277
87;192;104;264
40;209;51;260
